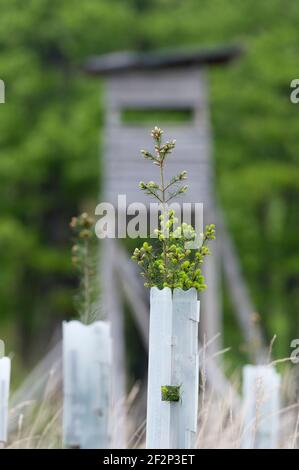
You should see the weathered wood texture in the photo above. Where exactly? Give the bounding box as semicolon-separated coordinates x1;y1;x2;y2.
146;288;200;449
104;67;212;208
0;357;11;444
84;47;242;76
63;320;112;449
103;65;221;357
116;242;149;348
100;239;127;448
201;206;222;357
242;365;280;449
217;209;267;363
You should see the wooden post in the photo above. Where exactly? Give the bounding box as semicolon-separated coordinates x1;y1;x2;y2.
0;357;11;446
146;287;200;449
242;365;280;449
101;239;127;448
63;320;112;449
217;208;267;363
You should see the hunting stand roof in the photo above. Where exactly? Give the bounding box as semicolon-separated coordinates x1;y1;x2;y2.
84;45;242;75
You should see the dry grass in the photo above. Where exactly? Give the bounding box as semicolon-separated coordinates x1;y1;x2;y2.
4;354;299;449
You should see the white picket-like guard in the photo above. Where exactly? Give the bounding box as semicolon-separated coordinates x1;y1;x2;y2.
63;320;112;449
242;365;280;449
146;287;200;449
0;357;11;444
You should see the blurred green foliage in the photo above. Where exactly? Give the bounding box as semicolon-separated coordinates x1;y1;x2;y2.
0;0;298;374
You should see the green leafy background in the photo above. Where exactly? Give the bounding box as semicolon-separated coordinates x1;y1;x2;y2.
0;0;298;385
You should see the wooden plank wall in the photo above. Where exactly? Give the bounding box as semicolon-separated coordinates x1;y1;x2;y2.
102;65;221;379
103;67;213;209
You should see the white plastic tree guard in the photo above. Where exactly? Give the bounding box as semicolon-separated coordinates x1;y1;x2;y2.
0;357;11;445
146;287;200;449
242;365;281;449
63;320;112;449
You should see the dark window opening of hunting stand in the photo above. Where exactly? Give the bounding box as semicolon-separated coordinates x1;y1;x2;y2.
122;108;194;125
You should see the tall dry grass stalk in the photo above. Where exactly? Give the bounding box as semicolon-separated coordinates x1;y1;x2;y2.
4;345;299;449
